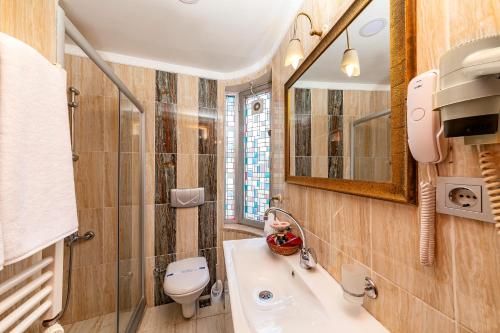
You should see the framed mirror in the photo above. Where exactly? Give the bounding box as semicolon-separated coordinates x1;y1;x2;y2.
285;0;416;203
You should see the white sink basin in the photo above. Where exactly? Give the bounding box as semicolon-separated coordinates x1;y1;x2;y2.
223;237;388;333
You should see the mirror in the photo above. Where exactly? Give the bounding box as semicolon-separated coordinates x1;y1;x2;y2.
285;0;416;203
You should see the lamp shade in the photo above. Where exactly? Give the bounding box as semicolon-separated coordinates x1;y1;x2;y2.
285;38;304;69
341;48;360;77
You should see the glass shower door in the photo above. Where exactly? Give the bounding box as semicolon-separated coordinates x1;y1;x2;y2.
117;92;144;333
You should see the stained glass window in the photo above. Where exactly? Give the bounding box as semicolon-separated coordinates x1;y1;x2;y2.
225;95;236;220
243;92;271;221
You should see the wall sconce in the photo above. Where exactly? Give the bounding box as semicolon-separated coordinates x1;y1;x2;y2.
285;12;323;70
340;29;360;77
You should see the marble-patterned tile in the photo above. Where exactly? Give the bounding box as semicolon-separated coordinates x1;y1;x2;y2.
199;248;217;297
454;217;500;333
156;102;177;154
294;88;311;115
198;202;217;249
371;200;455;317
294;114;311;157
198;107;217;155
294;156;311;177
328;156;343;179
198;78;217;109
155;204;176;256
154;254;177;306
155;153;177;205
198;154;217;202
156;71;177;104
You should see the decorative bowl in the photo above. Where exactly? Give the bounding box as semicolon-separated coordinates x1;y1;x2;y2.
266;232;302;256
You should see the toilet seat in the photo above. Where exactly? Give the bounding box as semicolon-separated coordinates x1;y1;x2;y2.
163;257;209;296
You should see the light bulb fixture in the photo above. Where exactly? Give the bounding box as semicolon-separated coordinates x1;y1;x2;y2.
284;12;322;69
340;29;360;77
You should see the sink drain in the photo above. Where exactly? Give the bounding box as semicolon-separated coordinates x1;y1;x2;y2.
258;290;273;301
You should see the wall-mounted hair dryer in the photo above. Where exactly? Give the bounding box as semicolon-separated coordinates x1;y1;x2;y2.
434;35;500;145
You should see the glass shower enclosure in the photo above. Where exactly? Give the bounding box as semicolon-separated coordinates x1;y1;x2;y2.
63;12;145;333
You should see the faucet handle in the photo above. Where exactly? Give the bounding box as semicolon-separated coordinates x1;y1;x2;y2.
300;247;317;269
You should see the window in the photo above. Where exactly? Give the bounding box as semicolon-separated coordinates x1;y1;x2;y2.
224;89;271;226
224;95;236;221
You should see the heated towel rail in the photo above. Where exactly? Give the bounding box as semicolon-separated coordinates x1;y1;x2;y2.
0;241;64;332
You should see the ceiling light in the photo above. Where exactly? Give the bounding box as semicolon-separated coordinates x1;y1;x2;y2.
285;38;304;70
340;29;360;77
359;18;386;37
179;0;199;4
284;12;322;70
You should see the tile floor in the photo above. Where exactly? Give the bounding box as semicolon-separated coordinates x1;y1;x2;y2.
62;296;233;333
138;301;233;333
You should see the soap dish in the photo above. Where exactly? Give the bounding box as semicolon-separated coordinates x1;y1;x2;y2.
266;232;302;256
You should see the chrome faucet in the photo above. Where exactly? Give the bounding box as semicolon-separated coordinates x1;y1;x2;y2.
264;207;317;270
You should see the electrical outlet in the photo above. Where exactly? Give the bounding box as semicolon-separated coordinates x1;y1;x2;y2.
436;176;494;223
445;184;482;212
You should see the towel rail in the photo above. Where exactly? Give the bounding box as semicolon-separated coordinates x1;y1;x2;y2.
0;271;53;315
0;286;52;332
0;258;53;296
0;240;64;332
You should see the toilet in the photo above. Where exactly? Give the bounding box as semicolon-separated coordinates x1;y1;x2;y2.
163;256;210;318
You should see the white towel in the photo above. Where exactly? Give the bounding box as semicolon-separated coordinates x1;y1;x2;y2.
0;33;78;268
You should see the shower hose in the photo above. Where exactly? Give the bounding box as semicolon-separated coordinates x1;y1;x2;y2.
478;146;500;235
42;231;94;327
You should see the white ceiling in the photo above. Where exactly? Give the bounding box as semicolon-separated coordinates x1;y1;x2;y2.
296;0;390;87
61;0;303;78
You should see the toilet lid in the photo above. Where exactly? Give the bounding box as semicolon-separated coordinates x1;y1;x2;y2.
163;257;210;295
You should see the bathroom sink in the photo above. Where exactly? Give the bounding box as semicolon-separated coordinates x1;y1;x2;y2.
223;238;388;333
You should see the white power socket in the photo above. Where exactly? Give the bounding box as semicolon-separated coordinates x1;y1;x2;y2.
436;176;494;223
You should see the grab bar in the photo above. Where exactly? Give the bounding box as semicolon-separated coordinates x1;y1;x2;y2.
68;86;80;161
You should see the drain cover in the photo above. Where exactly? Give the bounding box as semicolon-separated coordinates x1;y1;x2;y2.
258;290;273;301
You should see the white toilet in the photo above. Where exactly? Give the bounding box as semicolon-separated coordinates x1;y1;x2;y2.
163;256;210;318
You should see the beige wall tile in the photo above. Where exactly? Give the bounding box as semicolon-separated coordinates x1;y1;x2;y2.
364;273;455;333
103;207;118;264
74;152;104;209
371;200;455;317
74;209;103;268
176;207;199;254
331;195;370;266
305;189;339;242
454;218;500;333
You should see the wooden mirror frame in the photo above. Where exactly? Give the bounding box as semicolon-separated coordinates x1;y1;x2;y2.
284;0;417;204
